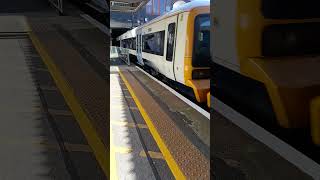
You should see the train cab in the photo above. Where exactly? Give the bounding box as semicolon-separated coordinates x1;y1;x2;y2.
213;0;320;144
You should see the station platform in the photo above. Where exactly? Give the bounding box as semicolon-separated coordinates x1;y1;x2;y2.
27;15;109;177
110;57;210;179
0;1;108;179
212;98;320;180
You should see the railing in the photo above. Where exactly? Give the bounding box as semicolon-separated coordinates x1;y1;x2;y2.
110;0;148;12
48;0;63;15
110;46;130;65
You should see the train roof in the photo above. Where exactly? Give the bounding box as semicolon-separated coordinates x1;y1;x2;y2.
139;0;209;28
117;0;209;40
117;27;137;40
170;0;209;14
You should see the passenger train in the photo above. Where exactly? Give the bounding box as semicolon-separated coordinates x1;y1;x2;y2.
117;0;210;105
213;0;320;145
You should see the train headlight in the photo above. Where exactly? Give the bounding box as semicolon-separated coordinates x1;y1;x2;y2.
262;23;320;56
192;69;210;79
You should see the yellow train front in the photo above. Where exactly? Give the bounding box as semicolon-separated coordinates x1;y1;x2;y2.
213;0;320;144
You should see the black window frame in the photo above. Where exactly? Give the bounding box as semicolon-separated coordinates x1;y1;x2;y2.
166;23;176;61
131;37;136;50
262;22;320;57
261;0;320;19
136;35;139;51
192;14;211;67
142;30;165;56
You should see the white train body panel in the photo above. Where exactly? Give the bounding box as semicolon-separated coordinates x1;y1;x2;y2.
118;27;137;56
212;0;240;72
140;20;166;74
138;13;183;81
136;0;209;84
174;12;189;83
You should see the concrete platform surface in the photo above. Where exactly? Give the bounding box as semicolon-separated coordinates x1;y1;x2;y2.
109;58;210;179
212;109;313;180
110;65;174;180
0;33;70;180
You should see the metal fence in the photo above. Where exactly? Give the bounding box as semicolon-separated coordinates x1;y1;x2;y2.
110;46;130;65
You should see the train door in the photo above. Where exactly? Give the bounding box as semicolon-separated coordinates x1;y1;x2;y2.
164;16;178;80
136;28;143;65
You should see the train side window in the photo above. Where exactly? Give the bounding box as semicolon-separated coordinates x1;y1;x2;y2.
193;14;211;67
127;39;131;49
123;39;127;48
136;35;139;51
166;23;176;61
137;35;140;51
127;39;129;48
128;38;132;49
142;31;165;56
132;38;136;50
262;0;320;19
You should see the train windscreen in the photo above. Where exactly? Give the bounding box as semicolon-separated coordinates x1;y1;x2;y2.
263;23;320;56
193;14;211;67
262;0;320;19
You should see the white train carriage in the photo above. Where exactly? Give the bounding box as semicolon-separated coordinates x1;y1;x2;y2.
118;0;210;104
117;27;138;61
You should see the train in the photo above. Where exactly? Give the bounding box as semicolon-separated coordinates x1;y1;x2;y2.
117;27;138;58
212;0;320;145
117;0;211;106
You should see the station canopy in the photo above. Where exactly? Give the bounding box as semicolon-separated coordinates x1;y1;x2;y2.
110;0;149;12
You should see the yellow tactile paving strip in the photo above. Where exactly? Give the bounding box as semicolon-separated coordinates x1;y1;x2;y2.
119;69;210;179
27;24;109;177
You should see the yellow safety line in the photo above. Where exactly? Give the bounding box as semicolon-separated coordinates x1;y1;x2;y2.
28;31;109;177
119;70;186;180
